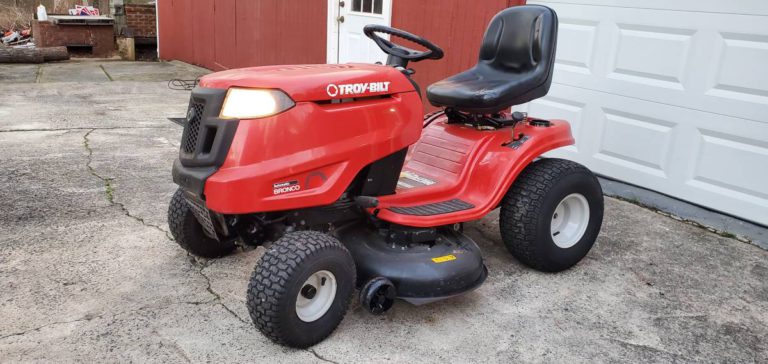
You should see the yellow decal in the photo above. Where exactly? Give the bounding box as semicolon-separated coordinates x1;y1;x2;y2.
431;254;457;263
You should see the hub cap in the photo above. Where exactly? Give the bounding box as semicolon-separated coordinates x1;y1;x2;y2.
295;270;337;322
550;193;590;249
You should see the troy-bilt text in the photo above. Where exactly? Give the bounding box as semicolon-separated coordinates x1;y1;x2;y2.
326;82;391;97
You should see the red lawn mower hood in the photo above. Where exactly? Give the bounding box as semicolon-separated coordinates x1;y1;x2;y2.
198;63;416;102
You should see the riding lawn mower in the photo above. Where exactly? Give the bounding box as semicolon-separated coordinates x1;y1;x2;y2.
168;5;603;348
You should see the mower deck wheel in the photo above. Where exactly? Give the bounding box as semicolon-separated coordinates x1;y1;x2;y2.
499;158;604;272
247;231;356;348
167;188;236;258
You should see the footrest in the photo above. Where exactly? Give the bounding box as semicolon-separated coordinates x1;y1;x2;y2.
388;199;474;216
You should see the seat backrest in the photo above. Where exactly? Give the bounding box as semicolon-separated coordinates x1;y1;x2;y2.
425;5;559;113
479;5;558;95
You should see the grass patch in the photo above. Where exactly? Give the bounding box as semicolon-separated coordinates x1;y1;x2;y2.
104;179;115;203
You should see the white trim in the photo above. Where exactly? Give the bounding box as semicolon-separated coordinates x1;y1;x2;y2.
155;0;160;59
326;0;340;63
331;0;393;64
382;0;393;30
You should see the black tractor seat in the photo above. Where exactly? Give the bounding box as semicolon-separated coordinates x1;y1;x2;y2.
426;5;559;114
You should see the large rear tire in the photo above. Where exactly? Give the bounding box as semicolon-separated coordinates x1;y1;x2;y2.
247;231;356;348
499;158;603;272
167;188;236;258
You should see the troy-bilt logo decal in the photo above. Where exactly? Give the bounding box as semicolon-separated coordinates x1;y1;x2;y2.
326;81;391;97
273;180;301;195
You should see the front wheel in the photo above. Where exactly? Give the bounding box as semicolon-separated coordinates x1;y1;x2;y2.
247;231;356;348
499;158;603;272
167;188;236;258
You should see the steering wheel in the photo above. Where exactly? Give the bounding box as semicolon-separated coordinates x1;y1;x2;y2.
363;25;444;62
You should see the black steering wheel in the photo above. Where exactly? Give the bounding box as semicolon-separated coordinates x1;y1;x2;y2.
363;25;444;63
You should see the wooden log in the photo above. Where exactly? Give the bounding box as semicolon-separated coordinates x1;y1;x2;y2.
38;46;69;61
0;46;69;63
0;47;44;63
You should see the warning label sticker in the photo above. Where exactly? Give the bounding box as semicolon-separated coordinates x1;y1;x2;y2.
431;254;457;263
396;171;437;190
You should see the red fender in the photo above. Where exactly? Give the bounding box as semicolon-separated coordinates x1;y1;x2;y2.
374;118;574;227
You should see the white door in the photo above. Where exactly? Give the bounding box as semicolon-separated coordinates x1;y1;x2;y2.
328;0;392;64
522;0;768;225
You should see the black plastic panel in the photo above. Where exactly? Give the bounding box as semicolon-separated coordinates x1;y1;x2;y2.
174;87;240;199
178;88;239;168
338;224;487;299
388;199;474;216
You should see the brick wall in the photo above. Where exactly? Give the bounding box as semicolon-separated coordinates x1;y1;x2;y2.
124;3;156;38
32;21;114;57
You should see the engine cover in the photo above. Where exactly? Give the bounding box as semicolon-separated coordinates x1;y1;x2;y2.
182;63;423;214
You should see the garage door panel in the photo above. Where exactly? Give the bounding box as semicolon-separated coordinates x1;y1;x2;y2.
556;18;599;75
609;24;695;91
528;1;767;225
707;33;768;106
525;97;587;153
530;83;768;225
693;131;768;201
533;1;768;122
595;109;674;178
530;0;768;16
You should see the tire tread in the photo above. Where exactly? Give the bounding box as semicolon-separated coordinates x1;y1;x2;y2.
247;231;355;348
167;188;235;258
499;158;599;271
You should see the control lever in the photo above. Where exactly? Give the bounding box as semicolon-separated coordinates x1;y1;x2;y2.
355;196;380;208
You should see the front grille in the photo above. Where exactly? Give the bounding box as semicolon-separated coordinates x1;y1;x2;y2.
183;102;205;153
175;89;237;180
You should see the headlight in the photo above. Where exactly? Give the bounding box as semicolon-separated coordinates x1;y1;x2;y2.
219;88;294;119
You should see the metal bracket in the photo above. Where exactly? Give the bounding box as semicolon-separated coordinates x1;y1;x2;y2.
184;195;220;240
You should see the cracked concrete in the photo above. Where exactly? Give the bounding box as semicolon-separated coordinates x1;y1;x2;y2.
83;128;174;241
197;262;250;325
1;61;767;363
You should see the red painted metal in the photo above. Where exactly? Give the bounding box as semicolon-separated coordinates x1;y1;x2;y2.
198;64;423;213
158;0;327;70
375;118;574;227
198;64;415;102
196;60;573;228
391;0;527;110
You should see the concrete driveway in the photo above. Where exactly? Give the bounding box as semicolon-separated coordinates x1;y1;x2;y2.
1;61;766;363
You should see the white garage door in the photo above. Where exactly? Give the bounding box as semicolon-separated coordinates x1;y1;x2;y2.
522;0;768;226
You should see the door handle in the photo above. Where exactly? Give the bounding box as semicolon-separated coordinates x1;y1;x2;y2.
337;15;345;23
339;1;345;7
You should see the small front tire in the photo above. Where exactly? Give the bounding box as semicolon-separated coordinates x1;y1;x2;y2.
247;231;356;348
500;158;603;272
167;188;236;258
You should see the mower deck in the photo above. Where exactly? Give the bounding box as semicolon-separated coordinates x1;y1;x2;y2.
375;118;574;227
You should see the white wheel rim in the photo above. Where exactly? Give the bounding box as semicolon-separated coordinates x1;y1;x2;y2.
550;193;590;249
295;270;337;323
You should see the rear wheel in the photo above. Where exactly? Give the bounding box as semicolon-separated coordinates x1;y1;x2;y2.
247;231;356;348
499;159;603;272
167;188;236;258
